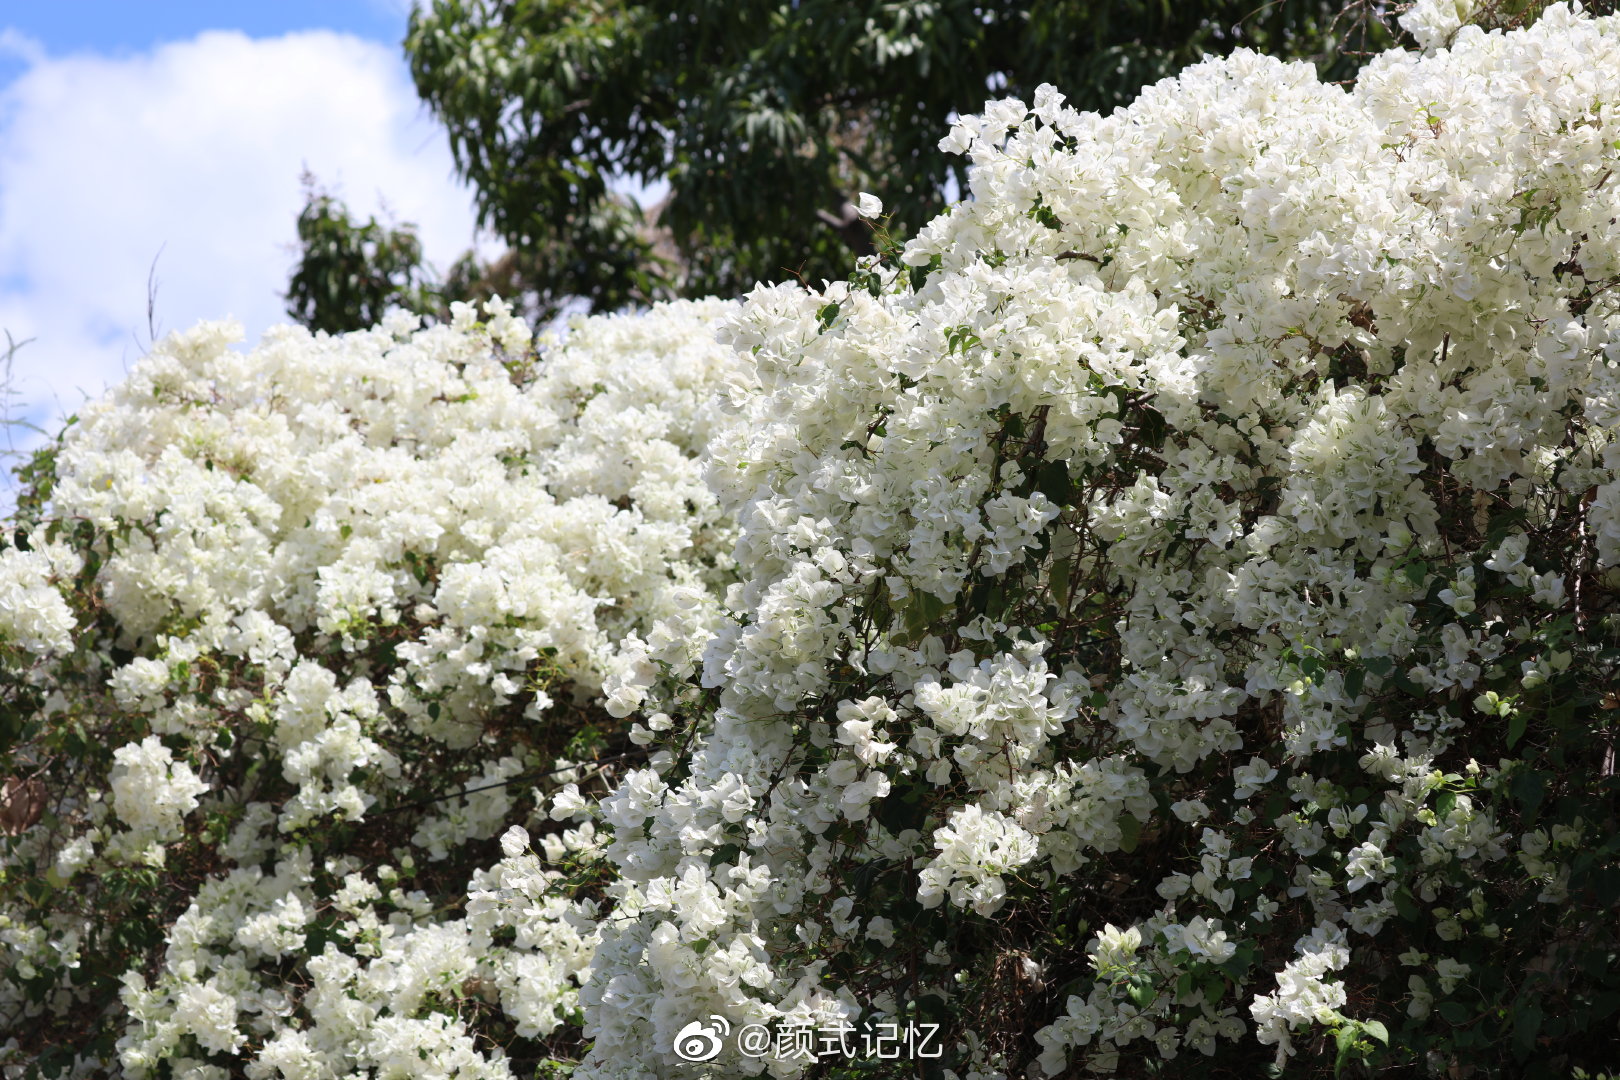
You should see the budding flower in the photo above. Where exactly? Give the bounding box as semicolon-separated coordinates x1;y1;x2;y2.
855;192;883;219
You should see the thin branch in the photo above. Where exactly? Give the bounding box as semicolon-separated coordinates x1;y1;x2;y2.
371;749;645;817
146;243;166;347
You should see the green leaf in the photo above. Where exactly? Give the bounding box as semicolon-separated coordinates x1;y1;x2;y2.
1333;1024;1359;1078
1117;813;1144;854
900;590;950;644
1362;1019;1389;1045
1137;406;1167;449
1050;557;1072;610
1392;667;1424;696
1507;709;1528;749
1512;1004;1542;1059
1036;459;1072;505
1437;1001;1471;1024
1343;665;1366;700
875;779;928;835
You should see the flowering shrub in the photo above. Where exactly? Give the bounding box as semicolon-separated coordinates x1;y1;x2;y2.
0;298;740;1075
8;5;1620;1078
543;6;1620;1077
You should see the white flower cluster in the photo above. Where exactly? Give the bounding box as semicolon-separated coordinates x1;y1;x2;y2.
539;8;1620;1077
1399;0;1482;51
108;736;208;860
7;5;1620;1075
0;297;741;1073
0;543;78;657
1248;926;1351;1065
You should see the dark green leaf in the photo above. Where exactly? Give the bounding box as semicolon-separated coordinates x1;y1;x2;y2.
1512;1005;1543;1060
1343;665;1366;700
1117;813;1143;853
1437;1001;1471;1024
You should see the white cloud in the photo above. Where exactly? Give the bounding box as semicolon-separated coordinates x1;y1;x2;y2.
0;28;45;68
0;28;486;466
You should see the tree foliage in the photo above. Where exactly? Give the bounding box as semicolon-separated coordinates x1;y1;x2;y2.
404;0;1391;307
287;0;1396;334
282;174;441;335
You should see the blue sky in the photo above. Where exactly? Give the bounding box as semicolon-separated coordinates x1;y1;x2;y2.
0;1;486;479
0;1;412;59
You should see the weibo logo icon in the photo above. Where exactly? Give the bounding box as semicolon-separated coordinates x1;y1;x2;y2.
672;1016;731;1062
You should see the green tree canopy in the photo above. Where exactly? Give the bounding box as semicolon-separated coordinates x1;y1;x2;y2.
405;0;1388;311
282;173;441;335
287;1;1397;333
